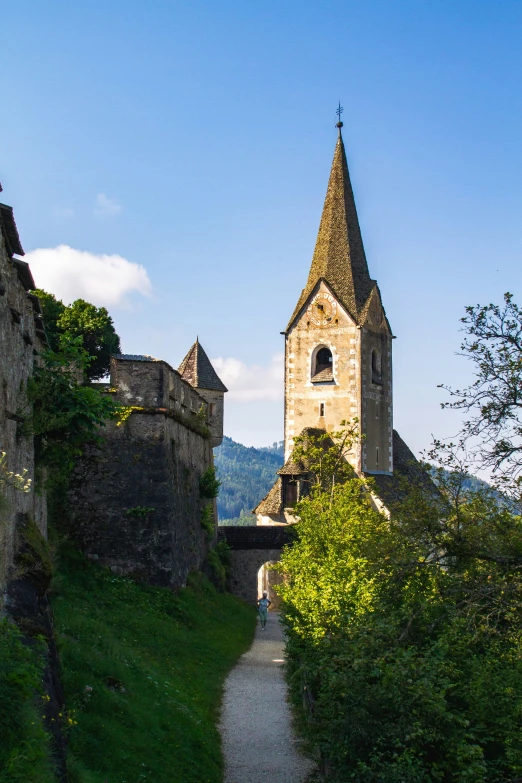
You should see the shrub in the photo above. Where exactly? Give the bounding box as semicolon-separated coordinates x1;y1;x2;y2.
199;467;221;499
278;469;522;782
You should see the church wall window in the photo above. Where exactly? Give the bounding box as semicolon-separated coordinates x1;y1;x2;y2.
371;348;382;384
311;345;333;382
376;447;379;466
283;477;298;508
319;402;325;417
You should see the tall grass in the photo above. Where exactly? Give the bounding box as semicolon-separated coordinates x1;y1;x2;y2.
0;621;55;783
52;546;255;783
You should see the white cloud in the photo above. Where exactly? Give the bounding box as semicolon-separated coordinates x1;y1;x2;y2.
94;193;122;217
25;245;152;309
211;353;284;401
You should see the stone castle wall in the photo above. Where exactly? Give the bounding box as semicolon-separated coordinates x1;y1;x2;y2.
68;356;215;589
0;217;47;599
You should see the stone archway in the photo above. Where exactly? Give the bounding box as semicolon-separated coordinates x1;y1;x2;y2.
217;526;294;605
228;548;282;605
258;560;284;610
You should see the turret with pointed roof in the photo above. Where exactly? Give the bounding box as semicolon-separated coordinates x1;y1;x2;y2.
178;338;227;393
287;128;377;330
178;338;227;446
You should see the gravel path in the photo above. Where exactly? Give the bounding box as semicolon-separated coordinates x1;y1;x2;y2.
220;611;314;783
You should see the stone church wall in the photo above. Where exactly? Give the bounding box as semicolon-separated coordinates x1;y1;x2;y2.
284;281;393;475
68;356;215;589
284;280;361;465
0;217;47;600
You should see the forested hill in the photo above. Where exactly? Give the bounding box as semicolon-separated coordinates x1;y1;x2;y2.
213;435;505;526
214;437;284;524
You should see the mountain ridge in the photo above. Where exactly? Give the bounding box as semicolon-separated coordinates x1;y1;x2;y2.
214;437;284;525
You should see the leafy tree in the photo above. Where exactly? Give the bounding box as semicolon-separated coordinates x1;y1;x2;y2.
440;293;522;498
277;430;522;782
32;289;66;352
25;336;119;480
291;419;359;500
33;289;121;381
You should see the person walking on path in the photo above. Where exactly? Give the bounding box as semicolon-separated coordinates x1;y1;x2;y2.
257;591;271;630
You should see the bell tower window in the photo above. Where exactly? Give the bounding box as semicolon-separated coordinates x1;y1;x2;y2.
371;349;382;384
312;346;333;382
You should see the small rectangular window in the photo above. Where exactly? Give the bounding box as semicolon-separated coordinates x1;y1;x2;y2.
284;479;298;508
209;403;215;416
319;402;325;417
375;402;379;420
376;447;379;465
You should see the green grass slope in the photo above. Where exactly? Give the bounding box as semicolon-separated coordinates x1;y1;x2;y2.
52;547;255;783
0;621;55;783
214;437;284;524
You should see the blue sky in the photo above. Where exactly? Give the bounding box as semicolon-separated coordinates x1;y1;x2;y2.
1;1;521;449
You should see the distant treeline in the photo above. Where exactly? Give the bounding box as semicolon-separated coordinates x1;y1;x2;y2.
214;435;506;526
214;437;284;525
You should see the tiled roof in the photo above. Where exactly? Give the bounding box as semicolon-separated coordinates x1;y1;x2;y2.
254;477;283;515
278;428;333;476
178;339;227;393
256;429;436;517
277;457;306;475
12;259;35;291
312;366;334;382
0;202;24;258
255;429;334;513
369;430;438;507
287;131;376;330
114;354;162;362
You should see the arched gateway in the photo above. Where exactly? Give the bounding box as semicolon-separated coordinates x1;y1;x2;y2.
218;526;295;605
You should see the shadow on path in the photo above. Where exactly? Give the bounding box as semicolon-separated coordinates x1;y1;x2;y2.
220;612;313;783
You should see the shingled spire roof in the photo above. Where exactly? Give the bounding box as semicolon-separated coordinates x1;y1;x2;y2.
287;129;376;329
178;339;228;392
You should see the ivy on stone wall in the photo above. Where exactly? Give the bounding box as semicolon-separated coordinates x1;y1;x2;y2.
21;336;119;490
199;467;221;499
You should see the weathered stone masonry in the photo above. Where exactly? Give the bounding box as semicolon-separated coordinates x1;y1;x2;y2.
69;354;225;589
0;194;47;597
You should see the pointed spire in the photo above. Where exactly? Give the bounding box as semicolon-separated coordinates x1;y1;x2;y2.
287;125;375;329
178;339;228;392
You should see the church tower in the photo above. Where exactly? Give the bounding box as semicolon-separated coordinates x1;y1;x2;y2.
283;121;393;476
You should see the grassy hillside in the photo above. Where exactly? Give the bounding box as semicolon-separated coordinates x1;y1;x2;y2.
214;437;284;524
0;622;55;783
52;546;255;783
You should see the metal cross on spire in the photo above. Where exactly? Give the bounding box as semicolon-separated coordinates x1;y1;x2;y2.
335;101;344;131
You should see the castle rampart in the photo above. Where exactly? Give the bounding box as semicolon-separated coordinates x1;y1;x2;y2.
68;355;220;588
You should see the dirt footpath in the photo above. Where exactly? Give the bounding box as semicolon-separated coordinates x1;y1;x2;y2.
220;611;313;783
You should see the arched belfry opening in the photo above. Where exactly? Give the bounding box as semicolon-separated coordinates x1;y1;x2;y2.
371;348;382;384
312;346;333;382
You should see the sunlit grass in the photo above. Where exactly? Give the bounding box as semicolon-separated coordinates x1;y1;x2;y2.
52;546;255;783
